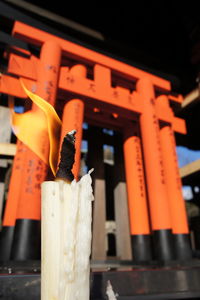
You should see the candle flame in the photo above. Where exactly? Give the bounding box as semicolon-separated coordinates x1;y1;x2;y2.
9;79;62;176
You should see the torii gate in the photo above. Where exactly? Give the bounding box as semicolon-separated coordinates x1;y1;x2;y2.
0;21;191;262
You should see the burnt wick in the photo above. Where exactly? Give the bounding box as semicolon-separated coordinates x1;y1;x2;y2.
56;130;76;182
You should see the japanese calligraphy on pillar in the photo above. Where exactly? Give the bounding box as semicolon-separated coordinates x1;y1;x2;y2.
150;99;166;185
133;136;146;198
168;126;182;191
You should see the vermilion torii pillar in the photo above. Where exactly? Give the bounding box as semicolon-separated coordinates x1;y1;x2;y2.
59;99;84;181
137;78;174;260
158;95;191;259
2;40;61;260
123;123;152;261
59;65;86;181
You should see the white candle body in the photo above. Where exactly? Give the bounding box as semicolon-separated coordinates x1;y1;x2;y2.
41;171;94;300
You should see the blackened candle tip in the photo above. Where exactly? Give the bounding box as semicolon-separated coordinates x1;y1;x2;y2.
55;130;76;182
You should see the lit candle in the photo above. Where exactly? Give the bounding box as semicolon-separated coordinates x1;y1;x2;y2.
41;130;94;300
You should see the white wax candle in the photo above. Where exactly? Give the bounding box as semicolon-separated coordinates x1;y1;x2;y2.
41;170;94;300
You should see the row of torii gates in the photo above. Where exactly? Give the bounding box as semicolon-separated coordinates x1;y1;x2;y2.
0;21;191;262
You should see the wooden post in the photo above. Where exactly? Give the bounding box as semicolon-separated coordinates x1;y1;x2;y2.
137;78;174;261
158;95;191;259
59;64;86;180
0;140;26;260
123;123;152;261
0;106;19;260
88;126;107;260
11;40;61;260
60;99;85;180
113;132;132;260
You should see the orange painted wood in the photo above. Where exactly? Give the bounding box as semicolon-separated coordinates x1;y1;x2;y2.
8;53;38;80
60;99;84;180
123;124;150;235
0;72;186;134
3;140;25;226
7;54;183;105
159;96;189;234
137;78;172;231
12;21;171;91
5;41;61;221
59;65;86;179
17;41;61;220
